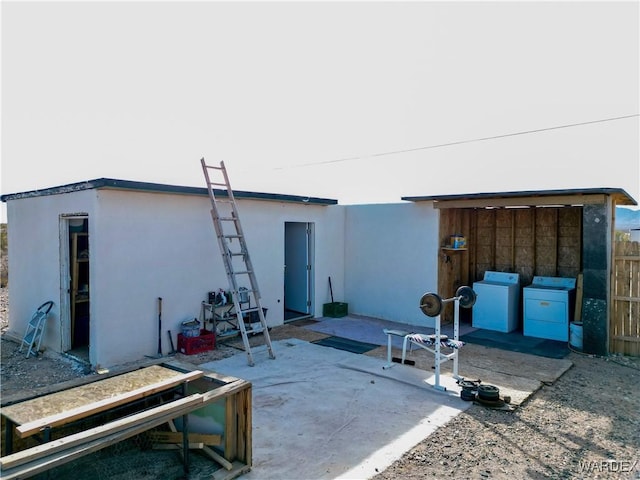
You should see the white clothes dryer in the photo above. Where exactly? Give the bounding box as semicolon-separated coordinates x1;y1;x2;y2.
523;276;576;342
472;271;521;333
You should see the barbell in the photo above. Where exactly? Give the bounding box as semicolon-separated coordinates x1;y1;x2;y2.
419;286;477;317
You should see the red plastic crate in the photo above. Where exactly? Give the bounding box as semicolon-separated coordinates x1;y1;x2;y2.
177;329;216;355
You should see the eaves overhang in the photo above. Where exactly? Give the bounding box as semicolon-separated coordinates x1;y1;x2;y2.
0;178;338;206
401;187;637;209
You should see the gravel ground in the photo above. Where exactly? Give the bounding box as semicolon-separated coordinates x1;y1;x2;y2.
1;287;639;479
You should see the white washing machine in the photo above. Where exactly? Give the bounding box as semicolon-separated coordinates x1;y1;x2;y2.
472;271;521;332
523;276;576;342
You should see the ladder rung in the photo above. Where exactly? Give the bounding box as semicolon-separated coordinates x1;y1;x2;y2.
233;288;255;295
240;307;261;314
201;158;275;365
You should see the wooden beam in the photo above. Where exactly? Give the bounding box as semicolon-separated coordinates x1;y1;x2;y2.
434;194;606;209
15;370;204;438
153;443;205;450
163;359;245;386
203;445;234;471
0;394;204;471
150;437;233;471
225;393;238;461
1;406;212;480
236;385;252;465
511;209;515;271
612;296;640;303
575;273;583;320
148;431;222;446
611;335;640;343
1;359;167;408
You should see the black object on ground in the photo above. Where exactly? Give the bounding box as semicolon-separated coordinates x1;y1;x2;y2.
167;330;176;355
477;384;500;401
312;336;379;354
460;389;476;401
392;357;416;366
460;329;569;359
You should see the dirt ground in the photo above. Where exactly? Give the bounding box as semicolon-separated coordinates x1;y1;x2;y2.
2;287;640;479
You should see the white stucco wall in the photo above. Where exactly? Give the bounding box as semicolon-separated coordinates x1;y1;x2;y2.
5;187;345;368
236;199;346;316
344;202;440;327
90;189;345;367
6;185;443;368
5;190;97;353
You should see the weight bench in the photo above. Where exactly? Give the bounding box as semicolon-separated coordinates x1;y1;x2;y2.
382;287;476;391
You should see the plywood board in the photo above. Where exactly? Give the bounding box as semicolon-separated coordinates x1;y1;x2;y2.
1;365;193;426
0;361;253;479
0;395;204;470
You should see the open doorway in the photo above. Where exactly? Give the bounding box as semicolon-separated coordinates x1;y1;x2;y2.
284;222;314;322
60;215;90;362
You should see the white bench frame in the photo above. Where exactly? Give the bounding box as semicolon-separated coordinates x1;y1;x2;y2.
383;297;464;391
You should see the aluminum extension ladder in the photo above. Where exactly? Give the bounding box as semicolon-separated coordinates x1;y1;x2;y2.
200;158;275;366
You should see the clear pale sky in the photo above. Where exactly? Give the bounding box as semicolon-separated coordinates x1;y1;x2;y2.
1;1;639;223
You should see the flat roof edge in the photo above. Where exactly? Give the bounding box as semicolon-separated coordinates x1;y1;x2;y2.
1;178;338;206
402;187;637;206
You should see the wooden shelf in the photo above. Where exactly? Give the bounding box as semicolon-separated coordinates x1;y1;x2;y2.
441;247;468;252
71;232;90;346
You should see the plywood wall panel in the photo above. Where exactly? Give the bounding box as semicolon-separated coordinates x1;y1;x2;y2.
437;205;583;315
514;208;535;285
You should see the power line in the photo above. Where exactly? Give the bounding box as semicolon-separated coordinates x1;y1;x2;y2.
272;113;639;171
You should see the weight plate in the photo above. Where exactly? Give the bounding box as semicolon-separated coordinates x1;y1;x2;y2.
419;293;442;317
477;384;500;401
456;286;477;309
460;389;476;401
475;396;504;407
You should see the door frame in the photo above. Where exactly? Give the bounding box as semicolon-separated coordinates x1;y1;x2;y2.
284;222;315;321
59;214;90;353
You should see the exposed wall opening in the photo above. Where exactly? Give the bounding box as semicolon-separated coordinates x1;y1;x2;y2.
438;206;583;324
60;215;90;362
284;222;314;322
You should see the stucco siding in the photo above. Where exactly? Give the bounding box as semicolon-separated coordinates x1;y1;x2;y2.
90;190;345;367
237;199;346;320
344;202;440;327
6;190;97;352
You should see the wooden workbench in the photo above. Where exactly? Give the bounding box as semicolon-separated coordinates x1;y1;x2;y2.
0;361;252;480
2;365;187;430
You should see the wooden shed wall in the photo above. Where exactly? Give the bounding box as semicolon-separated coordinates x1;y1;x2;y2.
438;207;582;323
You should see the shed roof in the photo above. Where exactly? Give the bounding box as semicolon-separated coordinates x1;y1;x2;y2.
402;187;637;208
0;178;338;205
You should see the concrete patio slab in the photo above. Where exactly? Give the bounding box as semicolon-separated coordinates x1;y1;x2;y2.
202;339;470;480
201;316;573;479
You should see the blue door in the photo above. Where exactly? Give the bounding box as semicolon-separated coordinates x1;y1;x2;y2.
284;222;312;318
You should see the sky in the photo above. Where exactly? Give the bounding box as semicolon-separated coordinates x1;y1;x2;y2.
1;1;639;223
